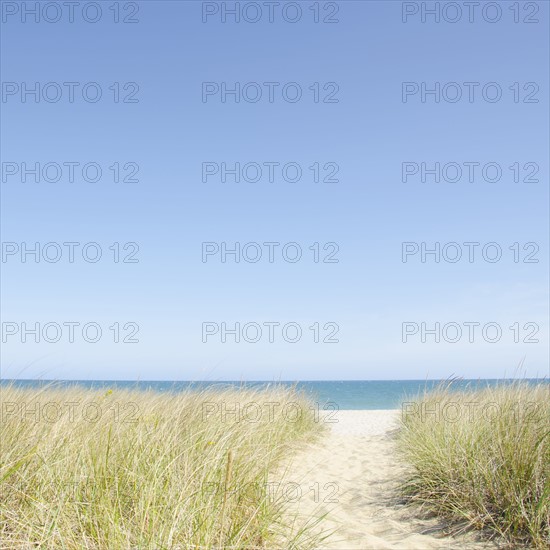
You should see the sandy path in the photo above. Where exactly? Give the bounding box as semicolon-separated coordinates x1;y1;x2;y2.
275;410;499;549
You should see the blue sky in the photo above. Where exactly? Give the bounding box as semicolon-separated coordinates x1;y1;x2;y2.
1;0;549;380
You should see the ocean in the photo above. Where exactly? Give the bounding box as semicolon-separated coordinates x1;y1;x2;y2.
1;379;547;410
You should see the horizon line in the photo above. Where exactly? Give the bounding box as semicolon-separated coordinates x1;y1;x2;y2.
2;377;548;383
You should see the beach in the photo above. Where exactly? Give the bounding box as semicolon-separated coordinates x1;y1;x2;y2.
2;383;547;548
277;410;498;549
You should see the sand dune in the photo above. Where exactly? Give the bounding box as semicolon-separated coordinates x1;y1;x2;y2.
276;410;499;549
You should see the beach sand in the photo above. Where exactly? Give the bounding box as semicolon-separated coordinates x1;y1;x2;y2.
275;410;499;549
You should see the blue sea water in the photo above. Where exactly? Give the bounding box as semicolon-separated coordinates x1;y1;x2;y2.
1;379;547;410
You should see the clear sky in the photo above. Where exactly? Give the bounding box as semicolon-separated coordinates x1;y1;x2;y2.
1;0;549;380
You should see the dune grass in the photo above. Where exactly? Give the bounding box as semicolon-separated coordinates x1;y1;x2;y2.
398;381;550;548
0;383;323;549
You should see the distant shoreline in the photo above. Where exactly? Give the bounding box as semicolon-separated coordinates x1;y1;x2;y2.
2;378;547;411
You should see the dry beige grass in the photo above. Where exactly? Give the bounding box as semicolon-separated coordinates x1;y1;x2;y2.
398;381;550;548
0;383;323;549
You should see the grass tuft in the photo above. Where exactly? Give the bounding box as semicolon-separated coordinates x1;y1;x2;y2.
397;380;550;548
0;383;323;549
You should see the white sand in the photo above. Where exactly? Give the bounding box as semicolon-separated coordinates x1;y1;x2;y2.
275;410;498;549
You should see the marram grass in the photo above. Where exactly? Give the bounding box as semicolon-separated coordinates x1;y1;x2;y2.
398;381;550;548
0;383;323;549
